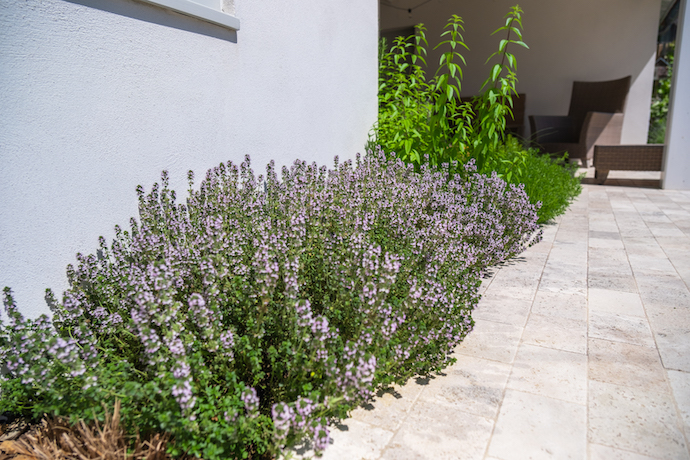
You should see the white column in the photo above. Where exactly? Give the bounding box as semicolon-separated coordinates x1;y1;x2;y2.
663;0;690;189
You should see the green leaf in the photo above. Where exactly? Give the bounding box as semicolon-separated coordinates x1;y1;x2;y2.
491;64;502;81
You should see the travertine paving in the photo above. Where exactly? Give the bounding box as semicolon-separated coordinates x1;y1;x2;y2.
310;184;690;460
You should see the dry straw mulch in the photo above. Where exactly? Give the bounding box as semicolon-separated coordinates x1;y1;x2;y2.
0;401;176;460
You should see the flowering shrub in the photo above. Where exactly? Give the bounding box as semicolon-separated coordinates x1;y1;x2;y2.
0;149;540;459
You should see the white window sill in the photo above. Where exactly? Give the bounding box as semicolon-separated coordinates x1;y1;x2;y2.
139;0;240;31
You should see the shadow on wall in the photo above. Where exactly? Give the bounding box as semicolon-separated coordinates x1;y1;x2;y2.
64;0;238;43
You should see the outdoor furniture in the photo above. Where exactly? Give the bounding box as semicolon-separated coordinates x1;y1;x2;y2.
530;76;632;166
506;93;526;137
593;144;664;184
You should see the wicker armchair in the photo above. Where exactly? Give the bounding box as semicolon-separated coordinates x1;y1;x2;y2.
529;76;631;166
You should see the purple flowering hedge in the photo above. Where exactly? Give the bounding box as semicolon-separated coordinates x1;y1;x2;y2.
0;149;540;459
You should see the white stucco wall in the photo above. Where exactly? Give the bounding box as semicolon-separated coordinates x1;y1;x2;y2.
0;0;378;318
380;0;660;143
663;0;690;189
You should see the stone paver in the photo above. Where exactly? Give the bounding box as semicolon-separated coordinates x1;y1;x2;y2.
296;184;690;460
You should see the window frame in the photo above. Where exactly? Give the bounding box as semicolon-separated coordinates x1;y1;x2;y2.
138;0;240;31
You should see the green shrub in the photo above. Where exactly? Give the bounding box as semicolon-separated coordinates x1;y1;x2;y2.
371;6;527;171
1;152;541;459
371;6;581;224
485;137;582;224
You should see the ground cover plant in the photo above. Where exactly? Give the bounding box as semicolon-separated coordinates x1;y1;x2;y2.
371;5;581;223
0;150;541;459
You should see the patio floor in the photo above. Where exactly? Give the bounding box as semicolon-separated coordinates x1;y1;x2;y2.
305;182;690;460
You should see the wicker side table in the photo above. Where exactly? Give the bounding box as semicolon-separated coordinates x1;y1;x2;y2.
593;144;664;184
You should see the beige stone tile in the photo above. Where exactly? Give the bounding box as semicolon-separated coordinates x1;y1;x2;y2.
588;443;659;460
539;273;588;296
524;240;552;254
644;297;690;328
507;344;587;405
548;245;588;264
648;223;687;238
588;200;613;211
380;401;493;460
674;264;690;288
639;212;673;224
590;243;629;256
487;389;586;460
540;223;560;243
417;355;511;419
588;380;689;460
588;288;645;317
528;290;586;321
554;230;589;244
522;313;587;354
350;378;425;431
589;220;619;233
589;237;625;250
655;236;690;252
628;254;679;277
492;263;542;284
587;274;638;293
589;311;655;348
636;275;690;309
588;247;631;268
455;320;522;364
539;261;588;296
294;419;393;460
588;338;669;393
668;370;690;435
622;237;666;257
532;290;587;321
588;261;633;278
654;329;690;373
473;294;532;327
483;274;538;301
519;249;551;265
642;300;690;372
618;225;655;238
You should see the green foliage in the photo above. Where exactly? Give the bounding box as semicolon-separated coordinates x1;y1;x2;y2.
1;153;541;459
372;5;580;224
371;6;528;170
648;45;674;144
487;137;582;224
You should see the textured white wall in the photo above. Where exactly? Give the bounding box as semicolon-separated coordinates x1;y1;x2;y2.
663;0;690;189
0;0;378;318
380;0;660;143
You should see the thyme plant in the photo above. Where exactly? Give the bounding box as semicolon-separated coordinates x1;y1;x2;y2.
1;150;540;459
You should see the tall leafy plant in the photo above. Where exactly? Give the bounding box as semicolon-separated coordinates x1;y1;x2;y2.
371;6;528;171
471;5;528;171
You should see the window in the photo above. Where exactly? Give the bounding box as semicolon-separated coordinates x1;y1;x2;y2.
139;0;239;30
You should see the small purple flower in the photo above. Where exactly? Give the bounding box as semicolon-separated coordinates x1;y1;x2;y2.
241;387;260;417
